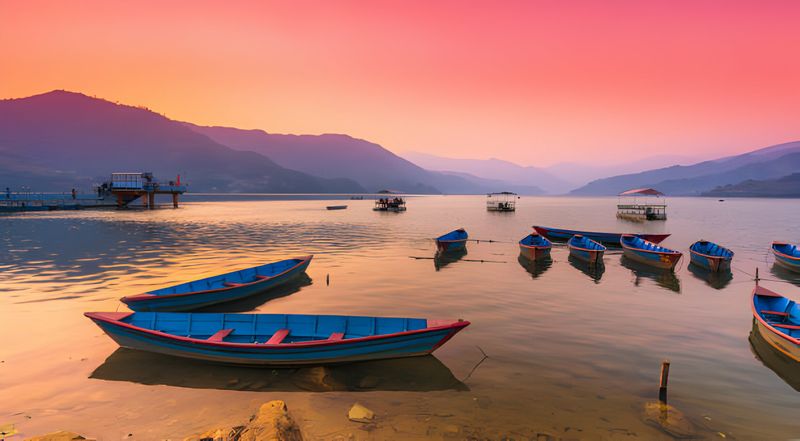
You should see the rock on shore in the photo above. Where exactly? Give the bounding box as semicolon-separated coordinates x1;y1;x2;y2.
185;400;303;441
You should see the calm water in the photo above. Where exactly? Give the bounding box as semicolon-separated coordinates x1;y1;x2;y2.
1;196;799;440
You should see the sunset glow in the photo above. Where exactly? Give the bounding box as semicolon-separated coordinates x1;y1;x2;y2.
2;0;799;165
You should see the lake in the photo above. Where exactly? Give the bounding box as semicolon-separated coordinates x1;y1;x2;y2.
1;195;799;440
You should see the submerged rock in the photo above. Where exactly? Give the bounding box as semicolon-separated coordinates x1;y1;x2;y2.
347;403;375;423
185;400;302;441
25;431;90;441
642;401;697;439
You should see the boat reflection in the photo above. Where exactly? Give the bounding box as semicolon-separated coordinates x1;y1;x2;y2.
688;263;733;290
568;255;605;283
90;349;468;392
620;256;681;293
434;248;468;271
770;264;800;287
749;320;800;392
195;273;313;313
517;255;553;279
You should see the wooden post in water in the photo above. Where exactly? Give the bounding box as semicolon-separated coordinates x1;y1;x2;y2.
172;193;179;208
658;360;670;404
755;267;759;285
326;274;330;286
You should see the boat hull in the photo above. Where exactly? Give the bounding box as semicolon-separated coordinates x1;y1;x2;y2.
773;249;800;273
519;245;550;261
86;314;468;366
620;237;681;270
755;319;800;363
436;240;467;253
689;250;731;272
568;247;604;265
123;257;312;312
533;226;669;246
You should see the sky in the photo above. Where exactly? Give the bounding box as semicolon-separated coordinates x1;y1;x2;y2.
2;0;799;166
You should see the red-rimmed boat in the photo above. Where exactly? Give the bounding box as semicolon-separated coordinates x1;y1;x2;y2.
85;312;470;366
533;226;670;247
121;256;312;312
519;233;552;261
620;235;682;270
751;284;800;363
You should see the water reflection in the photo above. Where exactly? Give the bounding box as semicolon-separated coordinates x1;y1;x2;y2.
90;349;468;392
770;264;800;287
749;321;800;392
620;256;681;293
517;255;552;279
434;249;467;271
688;263;733;289
195;274;313;313
567;255;605;283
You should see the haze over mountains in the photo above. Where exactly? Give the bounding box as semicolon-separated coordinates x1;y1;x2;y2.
0;90;797;197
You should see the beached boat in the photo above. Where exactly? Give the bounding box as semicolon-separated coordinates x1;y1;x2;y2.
567;235;606;265
436;228;468;253
519;233;552;261
533;225;670;246
486;192;517;212
373;197;406;212
620;235;682;270
84;312;470;366
326;205;348;210
772;242;800;273
689;240;734;272
751;284;800;363
121;256;313;312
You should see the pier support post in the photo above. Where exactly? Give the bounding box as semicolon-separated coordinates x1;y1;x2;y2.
148;192;155;209
116;193;124;208
658;360;670;404
172;193;179;208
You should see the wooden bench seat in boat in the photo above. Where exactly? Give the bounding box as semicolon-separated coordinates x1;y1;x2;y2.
208;329;234;342
223;282;245;287
762;310;789;316
266;328;290;344
328;332;345;341
772;323;800;330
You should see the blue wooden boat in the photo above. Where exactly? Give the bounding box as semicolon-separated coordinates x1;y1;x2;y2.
689;240;733;272
533;225;670;247
121;256;313;312
751;284;800;363
620;235;682;270
436;228;468;253
773;242;800;273
519;233;552;261
567;234;606;265
84;312;470;366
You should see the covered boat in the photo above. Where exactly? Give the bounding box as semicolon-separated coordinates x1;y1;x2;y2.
373;197;406;212
616;188;667;221
567;235;606;265
121;256;312;312
533;225;670;247
436;228;468;253
772;242;800;273
620;235;682;270
486;192;517;212
689;240;733;272
84;312;470;366
751;285;800;363
519;233;552;261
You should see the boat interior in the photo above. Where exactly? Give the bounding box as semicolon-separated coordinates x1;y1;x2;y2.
149;258;305;295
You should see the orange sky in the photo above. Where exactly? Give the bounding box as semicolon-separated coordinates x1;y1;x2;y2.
2;0;799;166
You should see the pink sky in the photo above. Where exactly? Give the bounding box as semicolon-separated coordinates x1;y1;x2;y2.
2;0;799;166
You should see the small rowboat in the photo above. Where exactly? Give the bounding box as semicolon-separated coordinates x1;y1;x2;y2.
689;240;733;272
436;228;468;253
533;225;670;247
519;233;552;261
567;235;606;265
772;242;800;273
121;256;313;312
326;205;348;210
751;284;800;362
620;235;682;270
84;312;470;366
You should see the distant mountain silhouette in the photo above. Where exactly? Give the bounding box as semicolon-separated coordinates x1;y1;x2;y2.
703;173;800;198
188;125;540;194
570;141;800;195
0;91;364;193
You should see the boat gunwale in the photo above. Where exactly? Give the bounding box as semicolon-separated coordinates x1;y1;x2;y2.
85;312;470;349
436;229;468;244
619;235;681;256
567;235;607;253
519;234;552;250
772;242;800;262
751;285;800;347
122;256;312;303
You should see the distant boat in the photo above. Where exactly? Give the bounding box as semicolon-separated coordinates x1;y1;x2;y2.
519;233;552;261
326;205;348;210
350;196;364;200
617;188;667;221
436;228;468;253
751;284;799;363
620;235;682;270
567;235;606;265
84;311;470;366
373;197;406;212
772;242;800;273
486;192;517;212
533;225;670;247
689;240;733;272
121;256;312;312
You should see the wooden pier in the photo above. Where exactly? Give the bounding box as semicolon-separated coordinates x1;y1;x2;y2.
109;172;186;209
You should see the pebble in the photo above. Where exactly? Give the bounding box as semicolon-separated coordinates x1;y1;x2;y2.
347;403;375;423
